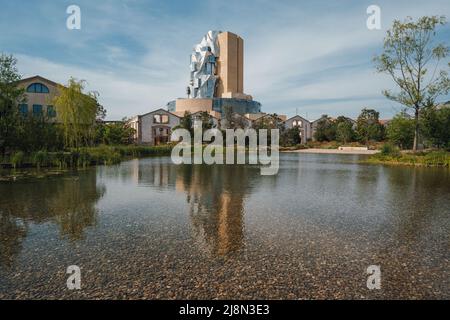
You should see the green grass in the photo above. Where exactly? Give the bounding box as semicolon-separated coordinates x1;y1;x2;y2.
366;150;450;167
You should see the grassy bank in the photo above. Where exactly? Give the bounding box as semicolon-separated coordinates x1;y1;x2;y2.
366;150;450;167
1;145;174;169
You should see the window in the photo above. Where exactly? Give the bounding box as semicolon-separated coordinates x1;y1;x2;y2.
19;104;28;116
27;83;50;94
154;114;169;124
47;105;56;118
293;120;302;127
33;104;43;116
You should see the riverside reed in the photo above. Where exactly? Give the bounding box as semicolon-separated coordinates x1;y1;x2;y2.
1;145;174;169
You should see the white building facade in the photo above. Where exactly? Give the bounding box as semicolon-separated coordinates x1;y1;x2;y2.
129;109;180;145
284;115;313;143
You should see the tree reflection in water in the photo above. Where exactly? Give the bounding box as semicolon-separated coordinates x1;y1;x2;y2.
0;170;105;267
0;213;27;268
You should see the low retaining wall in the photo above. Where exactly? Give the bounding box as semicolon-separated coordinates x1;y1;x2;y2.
338;146;368;151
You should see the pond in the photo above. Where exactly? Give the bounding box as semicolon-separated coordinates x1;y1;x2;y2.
0;153;449;299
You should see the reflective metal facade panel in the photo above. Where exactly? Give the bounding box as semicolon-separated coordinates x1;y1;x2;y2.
188;30;222;99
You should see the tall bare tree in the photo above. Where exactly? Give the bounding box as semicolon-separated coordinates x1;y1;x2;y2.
374;16;450;151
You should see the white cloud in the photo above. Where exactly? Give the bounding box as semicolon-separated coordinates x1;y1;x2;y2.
242;0;450;118
9;0;450;120
17;54;185;120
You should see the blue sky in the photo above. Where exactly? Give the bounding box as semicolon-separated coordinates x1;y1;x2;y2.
1;0;449;120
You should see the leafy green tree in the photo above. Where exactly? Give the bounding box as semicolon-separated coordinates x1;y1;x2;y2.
16;116;63;152
94;123;107;145
99;120;136;145
252;114;285;146
104;123;123;145
172;111;194;143
386;111;415;149
336;121;354;144
53;78;102;149
280;126;301;147
421;104;450;149
356;108;384;144
253;114;285;131
179;111;193;131
374;16;450;151
313;115;336;141
0;53;24;154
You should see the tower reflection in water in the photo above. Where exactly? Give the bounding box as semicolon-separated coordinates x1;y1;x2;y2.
175;164;256;257
131;158;257;256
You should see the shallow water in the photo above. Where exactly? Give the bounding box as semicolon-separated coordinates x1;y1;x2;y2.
0;153;449;299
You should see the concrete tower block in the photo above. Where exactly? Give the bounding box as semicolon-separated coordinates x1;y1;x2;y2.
217;32;246;99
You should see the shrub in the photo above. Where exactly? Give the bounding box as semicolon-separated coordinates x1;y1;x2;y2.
77;146;121;165
52;151;72;168
295;144;308;150
380;143;401;157
77;150;92;167
32;150;49;168
10;151;25;169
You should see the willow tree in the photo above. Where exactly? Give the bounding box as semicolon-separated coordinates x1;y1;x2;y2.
53;78;101;149
374;16;450;151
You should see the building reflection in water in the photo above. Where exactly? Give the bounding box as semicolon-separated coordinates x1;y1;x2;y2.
131;158;255;256
0;170;105;267
174;164;256;257
129;158;178;189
